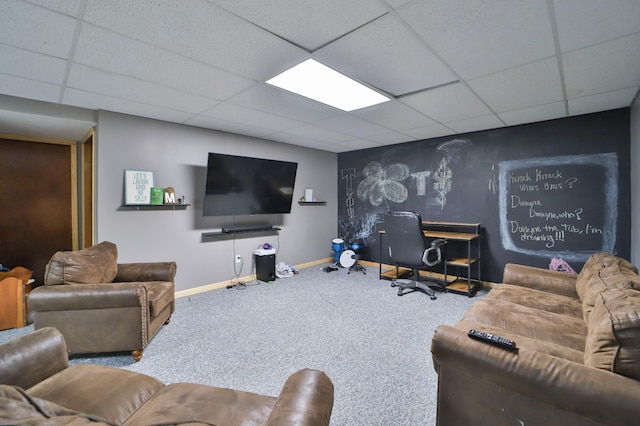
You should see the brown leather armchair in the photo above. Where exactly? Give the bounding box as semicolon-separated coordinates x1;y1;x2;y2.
27;241;176;361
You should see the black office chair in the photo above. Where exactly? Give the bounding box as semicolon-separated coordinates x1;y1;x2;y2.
384;211;447;300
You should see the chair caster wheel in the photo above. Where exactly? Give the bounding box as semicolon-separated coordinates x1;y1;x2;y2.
390;282;396;288
430;295;437;300
397;290;403;296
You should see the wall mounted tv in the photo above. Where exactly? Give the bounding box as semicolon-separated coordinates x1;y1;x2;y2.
203;153;298;216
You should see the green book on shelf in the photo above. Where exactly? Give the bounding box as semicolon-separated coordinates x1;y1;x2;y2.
150;187;164;205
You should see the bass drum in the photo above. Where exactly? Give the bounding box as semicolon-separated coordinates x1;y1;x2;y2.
339;249;356;268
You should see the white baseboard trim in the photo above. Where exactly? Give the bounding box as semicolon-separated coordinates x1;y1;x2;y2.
175;257;332;299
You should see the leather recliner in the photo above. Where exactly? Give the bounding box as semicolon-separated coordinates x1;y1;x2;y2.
28;241;176;361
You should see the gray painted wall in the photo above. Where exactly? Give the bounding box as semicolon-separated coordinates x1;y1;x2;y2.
95;111;337;292
631;97;639;267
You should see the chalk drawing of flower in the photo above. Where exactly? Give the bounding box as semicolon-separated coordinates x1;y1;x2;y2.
357;161;409;206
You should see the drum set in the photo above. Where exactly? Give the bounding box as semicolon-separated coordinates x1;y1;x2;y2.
331;238;366;274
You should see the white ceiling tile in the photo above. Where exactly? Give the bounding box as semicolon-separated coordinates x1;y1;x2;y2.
384;0;413;9
499;102;567;126
0;1;77;58
352;100;435;130
227;84;339;123
268;131;336;150
73;25;256;101
398;0;555;79
67;64;219;114
0;109;94;141
26;0;84;16
401;83;493;123
368;131;414;145
314;114;392;138
209;0;389;51
444;115;505;134
83;0;307;80
0;44;67;84
563;33;640;98
468;57;563;113
403;123;456;140
0;74;60;102
333;138;383;151
315;14;457;96
185;115;273;139
280;124;353;144
202;103;302;132
63;88;194;124
554;0;640;52
568;87;639;116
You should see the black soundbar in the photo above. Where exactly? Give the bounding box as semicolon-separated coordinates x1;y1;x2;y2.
221;225;277;233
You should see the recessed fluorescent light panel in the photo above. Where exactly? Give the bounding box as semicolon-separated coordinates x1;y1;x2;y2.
266;59;389;111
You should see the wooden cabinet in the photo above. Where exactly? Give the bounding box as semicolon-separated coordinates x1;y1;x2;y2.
0;267;33;330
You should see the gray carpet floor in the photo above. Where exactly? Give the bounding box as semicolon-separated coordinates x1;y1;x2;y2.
1;263;485;425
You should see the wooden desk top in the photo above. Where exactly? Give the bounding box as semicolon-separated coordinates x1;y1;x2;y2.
424;230;479;240
422;221;481;227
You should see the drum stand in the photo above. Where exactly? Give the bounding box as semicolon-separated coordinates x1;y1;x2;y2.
348;259;366;275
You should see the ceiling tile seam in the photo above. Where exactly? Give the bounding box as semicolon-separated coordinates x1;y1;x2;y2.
184;114;286;136
546;0;569;117
74;20;261;83
202;0;318;54
309;12;391;52
390;8;507;128
193;84;303;119
559;29;640;55
62;62;225;107
58;0;89;104
64;86;215;117
395;80;461;99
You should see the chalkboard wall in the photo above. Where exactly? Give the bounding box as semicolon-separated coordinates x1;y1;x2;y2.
337;109;631;283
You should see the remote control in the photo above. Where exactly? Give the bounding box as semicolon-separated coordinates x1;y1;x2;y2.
468;329;517;350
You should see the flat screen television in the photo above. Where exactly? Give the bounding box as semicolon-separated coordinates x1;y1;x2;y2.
203;153;298;216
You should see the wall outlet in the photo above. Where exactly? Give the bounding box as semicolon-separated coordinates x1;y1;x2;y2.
235;255;242;263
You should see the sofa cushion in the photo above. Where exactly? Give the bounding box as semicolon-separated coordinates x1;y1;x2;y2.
0;385;111;425
582;263;640;322
585;288;640;380
576;253;637;301
44;242;118;285
488;284;583;319
460;298;587;352
123;382;277;426
27;364;164;425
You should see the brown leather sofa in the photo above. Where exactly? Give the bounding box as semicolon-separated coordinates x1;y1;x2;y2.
431;253;640;426
28;241;176;361
0;327;334;425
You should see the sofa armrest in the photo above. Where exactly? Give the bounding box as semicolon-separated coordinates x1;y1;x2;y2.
503;263;578;298
265;369;334;426
28;282;146;312
432;325;640;425
115;262;176;282
0;327;68;389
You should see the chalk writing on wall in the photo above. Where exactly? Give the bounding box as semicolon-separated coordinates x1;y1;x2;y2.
341;168;356;225
498;153;618;261
357;161;409;206
433;157;452;209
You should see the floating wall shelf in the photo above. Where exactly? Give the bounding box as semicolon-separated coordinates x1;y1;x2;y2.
121;204;190;211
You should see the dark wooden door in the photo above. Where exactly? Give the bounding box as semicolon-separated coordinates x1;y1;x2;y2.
0;136;76;286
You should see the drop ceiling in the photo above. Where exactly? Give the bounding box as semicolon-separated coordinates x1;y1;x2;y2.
1;0;639;152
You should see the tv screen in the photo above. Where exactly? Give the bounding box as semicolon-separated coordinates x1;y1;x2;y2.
203;153;298;216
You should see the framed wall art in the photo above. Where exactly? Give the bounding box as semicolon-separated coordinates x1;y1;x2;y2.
124;170;154;205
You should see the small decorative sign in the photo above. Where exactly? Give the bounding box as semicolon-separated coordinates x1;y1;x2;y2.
124;170;154;205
